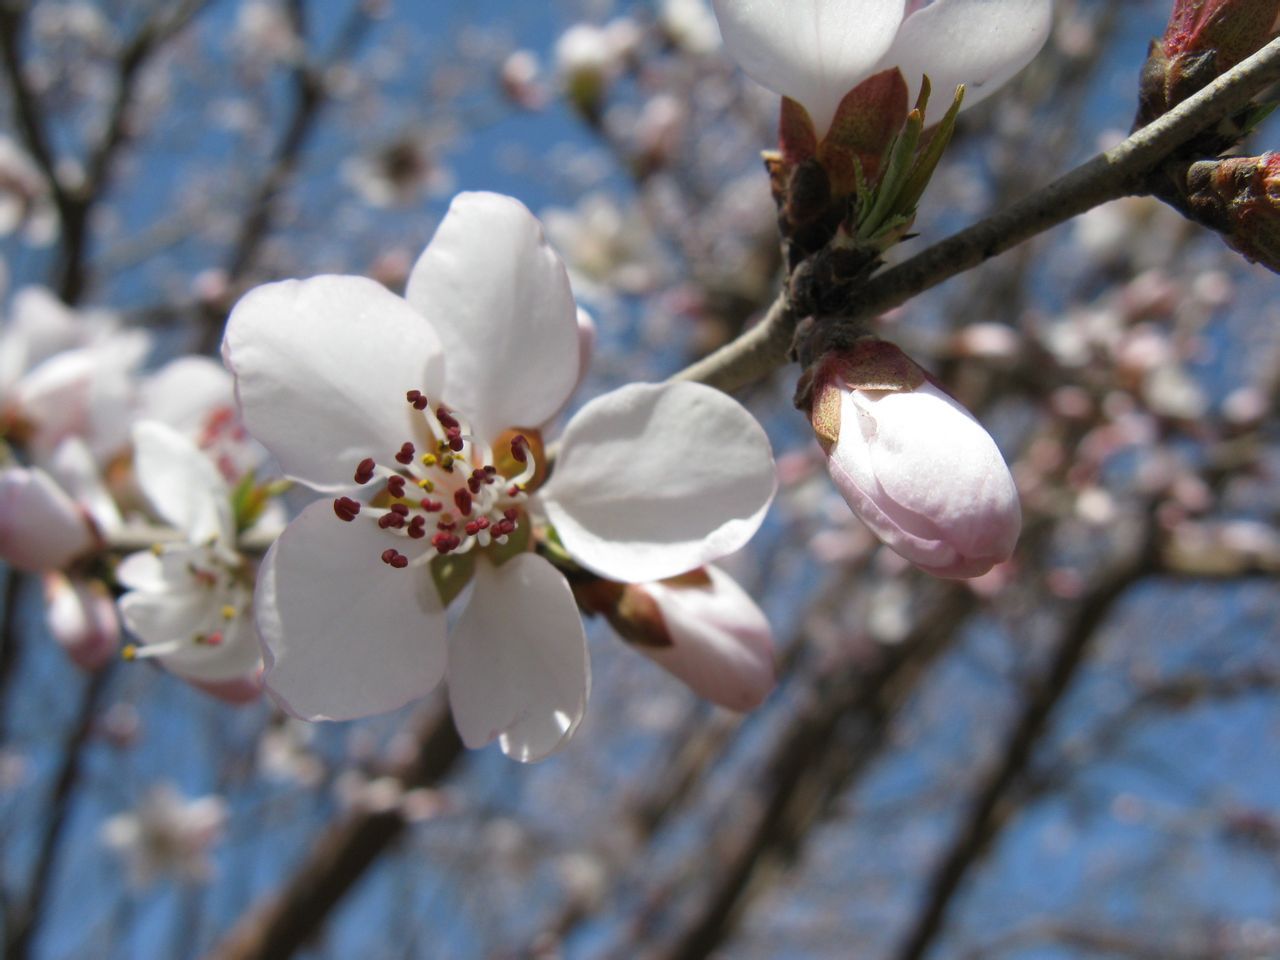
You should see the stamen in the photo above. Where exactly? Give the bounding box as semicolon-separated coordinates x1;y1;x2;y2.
334;497;361;522
454;489;473;516
354;458;376;484
381;548;409;569
394;442;416;465
386;475;407;498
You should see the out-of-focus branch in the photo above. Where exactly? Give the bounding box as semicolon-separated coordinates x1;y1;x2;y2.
0;0;210;303
670;36;1280;395
889;526;1159;960
206;703;463;960
4;665;113;960
196;0;377;353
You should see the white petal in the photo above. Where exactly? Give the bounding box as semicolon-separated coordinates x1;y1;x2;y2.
139;356;235;437
880;0;1052;111
163;610;263;684
447;554;589;762
133;421;232;545
256;498;447;721
222;276;445;492
404;192;580;440
47;437;121;536
0;467;93;571
637;565;775;711
541;382;776;583
119;588;218;649
711;0;907;136
116;550;166;591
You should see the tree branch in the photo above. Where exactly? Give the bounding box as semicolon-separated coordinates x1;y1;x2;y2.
206;703;463;960
889;527;1159;960
672;35;1280;395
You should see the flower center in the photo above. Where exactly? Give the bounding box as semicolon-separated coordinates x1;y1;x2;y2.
333;389;538;573
123;542;249;662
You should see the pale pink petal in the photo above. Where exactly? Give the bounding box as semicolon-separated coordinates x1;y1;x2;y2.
636;565;775;711
0;467;94;571
881;0;1053;111
829;382;1020;577
540;382;776;583
256;498;447;720
189;670;263;704
711;0;907;136
115;550;166;591
159;608;263;684
404;192;580;440
447;554;589;762
222;275;445;492
44;572;119;671
133;421;232;545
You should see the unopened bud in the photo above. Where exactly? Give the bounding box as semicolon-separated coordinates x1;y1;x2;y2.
1137;0;1280;126
577;567;775;711
1185;153;1280;271
43;572;119;671
795;338;1021;579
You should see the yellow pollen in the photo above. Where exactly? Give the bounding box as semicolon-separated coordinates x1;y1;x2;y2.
436;439;450;452
421;453;437;467
221;605;237;620
440;453;455;471
122;644;138;661
150;543;164;556
417;478;435;492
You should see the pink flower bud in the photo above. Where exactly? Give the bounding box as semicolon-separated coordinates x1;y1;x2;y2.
796;339;1021;579
579;567;775;711
1185;153;1280;269
43;572;119;671
0;466;95;571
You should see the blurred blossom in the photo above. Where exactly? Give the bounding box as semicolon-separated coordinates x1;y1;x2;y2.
116;422;265;700
0;287;149;460
0;463;99;572
224;192;776;761
554;20;638;122
499;49;547;109
43;571;118;671
0;137;56;246
660;0;722;55
542;192;669;296
233;0;302;67
101;784;228;888
342;131;455;209
258;720;324;787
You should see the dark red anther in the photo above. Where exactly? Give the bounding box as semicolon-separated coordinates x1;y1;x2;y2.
492;519;514;537
354;458;376;484
378;512;405;530
510;434;528;463
385;475;407;497
467;473;483;494
420;498;443;513
389;503;409;517
381;548;408;568
453;489;473;516
446;428;464;452
407;516;427;539
394;442;416;465
406;389;430;411
437;519;456;532
431;532;459;554
504;507;520;523
484;465;497;476
333;497;361;522
436;407;459;430
465;520;480;536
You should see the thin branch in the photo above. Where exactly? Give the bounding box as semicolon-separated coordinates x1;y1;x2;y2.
4;664;113;960
889;527;1159;960
205;703;463;960
672;35;1280;394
